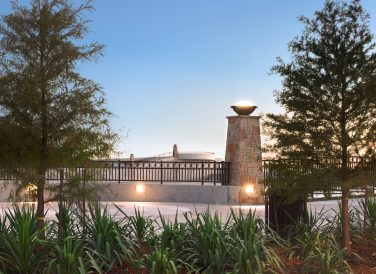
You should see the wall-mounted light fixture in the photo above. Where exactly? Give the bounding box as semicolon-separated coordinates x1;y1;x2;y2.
25;183;37;195
244;184;255;195
134;183;145;193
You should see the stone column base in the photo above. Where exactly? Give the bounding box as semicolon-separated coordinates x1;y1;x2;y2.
237;183;264;204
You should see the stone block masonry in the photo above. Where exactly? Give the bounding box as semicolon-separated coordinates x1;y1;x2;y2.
225;115;264;204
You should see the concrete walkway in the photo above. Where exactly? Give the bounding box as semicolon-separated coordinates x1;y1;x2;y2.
0;198;365;223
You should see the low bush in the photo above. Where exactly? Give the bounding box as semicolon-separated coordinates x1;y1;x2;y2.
0;202;374;273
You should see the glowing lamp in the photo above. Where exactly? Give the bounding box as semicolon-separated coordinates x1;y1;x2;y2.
25;183;37;195
245;184;255;195
134;184;145;193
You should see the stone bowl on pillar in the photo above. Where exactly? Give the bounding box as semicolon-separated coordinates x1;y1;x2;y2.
231;105;257;115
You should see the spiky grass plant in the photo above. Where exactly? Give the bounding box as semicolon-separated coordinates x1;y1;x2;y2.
46;236;88;274
325;202;358;238
116;205;156;248
0;202;360;273
157;211;188;251
281;209;351;273
304;234;350;274
355;197;376;237
154;212;196;273
144;247;181;274
49;204;80;241
286;209;328;258
367;198;376;229
83;204;133;272
0;213;7;272
0;206;50;273
183;210;231;273
229;209;283;274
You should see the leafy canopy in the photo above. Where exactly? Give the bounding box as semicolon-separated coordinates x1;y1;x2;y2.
0;0;116;169
264;0;376;160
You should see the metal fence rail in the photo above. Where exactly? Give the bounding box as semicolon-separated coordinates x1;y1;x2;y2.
263;157;376;196
0;160;230;185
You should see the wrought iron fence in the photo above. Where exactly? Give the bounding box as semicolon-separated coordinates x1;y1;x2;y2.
263;157;376;197
0;160;230;185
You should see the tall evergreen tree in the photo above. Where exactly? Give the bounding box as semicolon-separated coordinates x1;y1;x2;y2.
264;0;376;251
0;0;116;229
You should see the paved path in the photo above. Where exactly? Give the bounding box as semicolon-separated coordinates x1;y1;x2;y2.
0;198;365;223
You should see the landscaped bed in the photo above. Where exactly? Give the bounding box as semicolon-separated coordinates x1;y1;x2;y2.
0;199;375;273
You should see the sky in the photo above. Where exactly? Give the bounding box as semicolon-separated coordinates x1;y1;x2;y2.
1;0;376;159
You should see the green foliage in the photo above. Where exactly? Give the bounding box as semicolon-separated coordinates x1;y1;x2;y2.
50;204;78;240
365;198;376;230
264;0;376;252
84;204;133;271
48;175;103;208
183;210;230;273
0;0;116;168
47;236;87;274
0;214;7;271
117;205;156;247
145;248;179;274
354;197;376;237
280;209;351;273
264;159;339;203
305;234;350;274
264;0;376;159
2;203;376;272
0;206;49;273
157;211;187;251
229;209;283;274
0;0;116;223
323;202;358;239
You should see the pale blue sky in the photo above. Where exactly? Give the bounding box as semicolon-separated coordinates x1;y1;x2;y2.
1;1;376;158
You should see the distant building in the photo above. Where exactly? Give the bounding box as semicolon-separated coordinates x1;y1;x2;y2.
105;144;218;165
137;144;217;162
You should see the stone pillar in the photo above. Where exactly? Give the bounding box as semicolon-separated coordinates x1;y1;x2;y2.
225;115;263;203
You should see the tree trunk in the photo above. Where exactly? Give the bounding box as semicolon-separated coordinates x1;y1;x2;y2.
340;89;351;254
36;175;45;230
363;181;369;235
340;154;351;254
58;169;64;240
341;186;351;254
36;126;47;231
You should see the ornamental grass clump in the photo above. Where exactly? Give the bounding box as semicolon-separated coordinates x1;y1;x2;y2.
0;207;49;273
3;202;374;273
355;197;376;237
228;209;283;274
367;198;376;229
157;211;187;251
182;210;229;273
46;236;87;274
283;209;351;273
305;234;350;274
83;204;134;272
144;247;180;274
49;204;79;241
116;205;156;248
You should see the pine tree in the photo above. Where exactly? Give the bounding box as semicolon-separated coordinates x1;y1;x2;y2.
0;0;116;229
264;0;376;251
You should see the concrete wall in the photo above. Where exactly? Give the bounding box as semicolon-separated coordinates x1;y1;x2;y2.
0;181;263;205
100;182;242;204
